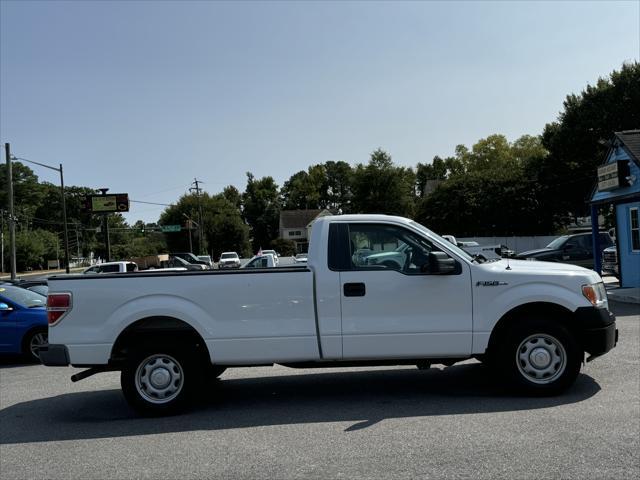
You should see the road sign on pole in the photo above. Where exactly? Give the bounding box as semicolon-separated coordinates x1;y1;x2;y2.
161;225;182;233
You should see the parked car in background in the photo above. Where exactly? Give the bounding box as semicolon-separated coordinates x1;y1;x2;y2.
241;253;277;269
83;261;138;274
218;252;241;269
498;245;516;258
170;252;210;269
602;245;619;278
294;253;308;263
515;232;614;269
1;278;48;296
442;235;503;260
197;255;214;268
162;256;206;271
0;285;48;360
261;250;279;266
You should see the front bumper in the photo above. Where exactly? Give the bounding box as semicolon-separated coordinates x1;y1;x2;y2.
39;344;70;366
573;307;618;360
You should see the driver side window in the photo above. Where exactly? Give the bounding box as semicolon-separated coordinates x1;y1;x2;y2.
348;224;441;274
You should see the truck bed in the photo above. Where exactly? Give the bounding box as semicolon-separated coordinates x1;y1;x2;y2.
48;266;319;365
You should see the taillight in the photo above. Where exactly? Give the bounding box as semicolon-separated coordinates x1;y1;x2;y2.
47;293;72;325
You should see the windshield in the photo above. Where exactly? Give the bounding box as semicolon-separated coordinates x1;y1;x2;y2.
0;285;46;308
409;221;474;262
172;256;188;266
221;253;238;259
546;236;568;249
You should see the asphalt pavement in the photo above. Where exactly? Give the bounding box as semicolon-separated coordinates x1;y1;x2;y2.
0;302;638;479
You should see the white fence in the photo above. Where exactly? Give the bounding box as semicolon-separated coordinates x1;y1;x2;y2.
457;236;557;254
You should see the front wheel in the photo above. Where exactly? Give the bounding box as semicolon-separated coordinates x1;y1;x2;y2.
499;320;582;395
121;349;196;415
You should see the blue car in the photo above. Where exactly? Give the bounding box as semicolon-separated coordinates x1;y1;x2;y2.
0;285;48;361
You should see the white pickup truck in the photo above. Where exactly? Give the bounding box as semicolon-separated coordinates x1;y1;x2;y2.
41;215;617;415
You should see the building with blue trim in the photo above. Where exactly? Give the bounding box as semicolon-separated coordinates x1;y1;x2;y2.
590;130;640;288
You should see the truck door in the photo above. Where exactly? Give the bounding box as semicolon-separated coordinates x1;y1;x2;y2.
334;223;473;359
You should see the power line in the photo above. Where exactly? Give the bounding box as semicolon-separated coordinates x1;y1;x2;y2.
130;200;173;206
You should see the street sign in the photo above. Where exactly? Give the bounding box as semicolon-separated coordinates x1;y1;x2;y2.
161;225;182;232
82;194;130;213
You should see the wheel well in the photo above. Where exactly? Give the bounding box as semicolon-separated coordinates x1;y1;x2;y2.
486;302;574;357
110;316;210;365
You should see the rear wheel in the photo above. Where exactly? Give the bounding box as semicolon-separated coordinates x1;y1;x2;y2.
121;348;197;415
498;318;582;395
23;328;48;361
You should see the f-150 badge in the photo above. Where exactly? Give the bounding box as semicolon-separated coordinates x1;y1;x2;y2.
476;281;509;286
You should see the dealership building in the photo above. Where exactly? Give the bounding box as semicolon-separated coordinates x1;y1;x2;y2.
590;130;640;288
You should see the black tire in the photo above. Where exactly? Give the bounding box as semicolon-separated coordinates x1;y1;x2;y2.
22;328;48;362
121;348;198;416
498;318;582;395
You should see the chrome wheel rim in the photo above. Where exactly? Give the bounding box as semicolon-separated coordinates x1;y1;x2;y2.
516;333;567;385
135;354;184;404
29;332;48;360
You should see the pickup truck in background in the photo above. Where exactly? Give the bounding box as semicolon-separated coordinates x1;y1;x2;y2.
41;215;617;415
442;235;508;260
515;232;614;269
218;252;241;269
241;253;277;269
82;261;138;274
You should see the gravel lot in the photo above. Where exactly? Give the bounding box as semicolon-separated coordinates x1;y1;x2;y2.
1;302;638;480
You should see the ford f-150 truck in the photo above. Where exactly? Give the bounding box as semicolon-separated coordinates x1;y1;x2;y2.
40;215;617;415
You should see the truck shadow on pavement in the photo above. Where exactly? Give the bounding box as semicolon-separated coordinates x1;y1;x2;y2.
0;363;601;445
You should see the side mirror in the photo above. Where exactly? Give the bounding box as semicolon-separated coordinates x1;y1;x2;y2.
0;302;13;311
425;252;458;275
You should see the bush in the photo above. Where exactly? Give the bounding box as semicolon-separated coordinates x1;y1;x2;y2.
270;238;296;256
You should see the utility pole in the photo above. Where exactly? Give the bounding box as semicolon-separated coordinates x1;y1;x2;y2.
1;209;4;274
59;164;70;273
189;178;205;255
75;225;80;262
8;151;71;273
5;144;17;279
99;188;111;262
182;213;197;253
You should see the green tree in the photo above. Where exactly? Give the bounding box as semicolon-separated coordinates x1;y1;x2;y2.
281;171;317;210
222;185;242;211
270;238;296;256
323;161;353;212
160;192;250;258
415;134;551;235
12;228;60;270
0;162;47;229
242;173;280;251
351;149;415;216
416;156;447;198
539;62;640;220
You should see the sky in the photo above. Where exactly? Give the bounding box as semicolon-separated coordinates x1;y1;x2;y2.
1;0;639;224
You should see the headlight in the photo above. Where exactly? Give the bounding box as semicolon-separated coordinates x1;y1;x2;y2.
582;282;608;309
